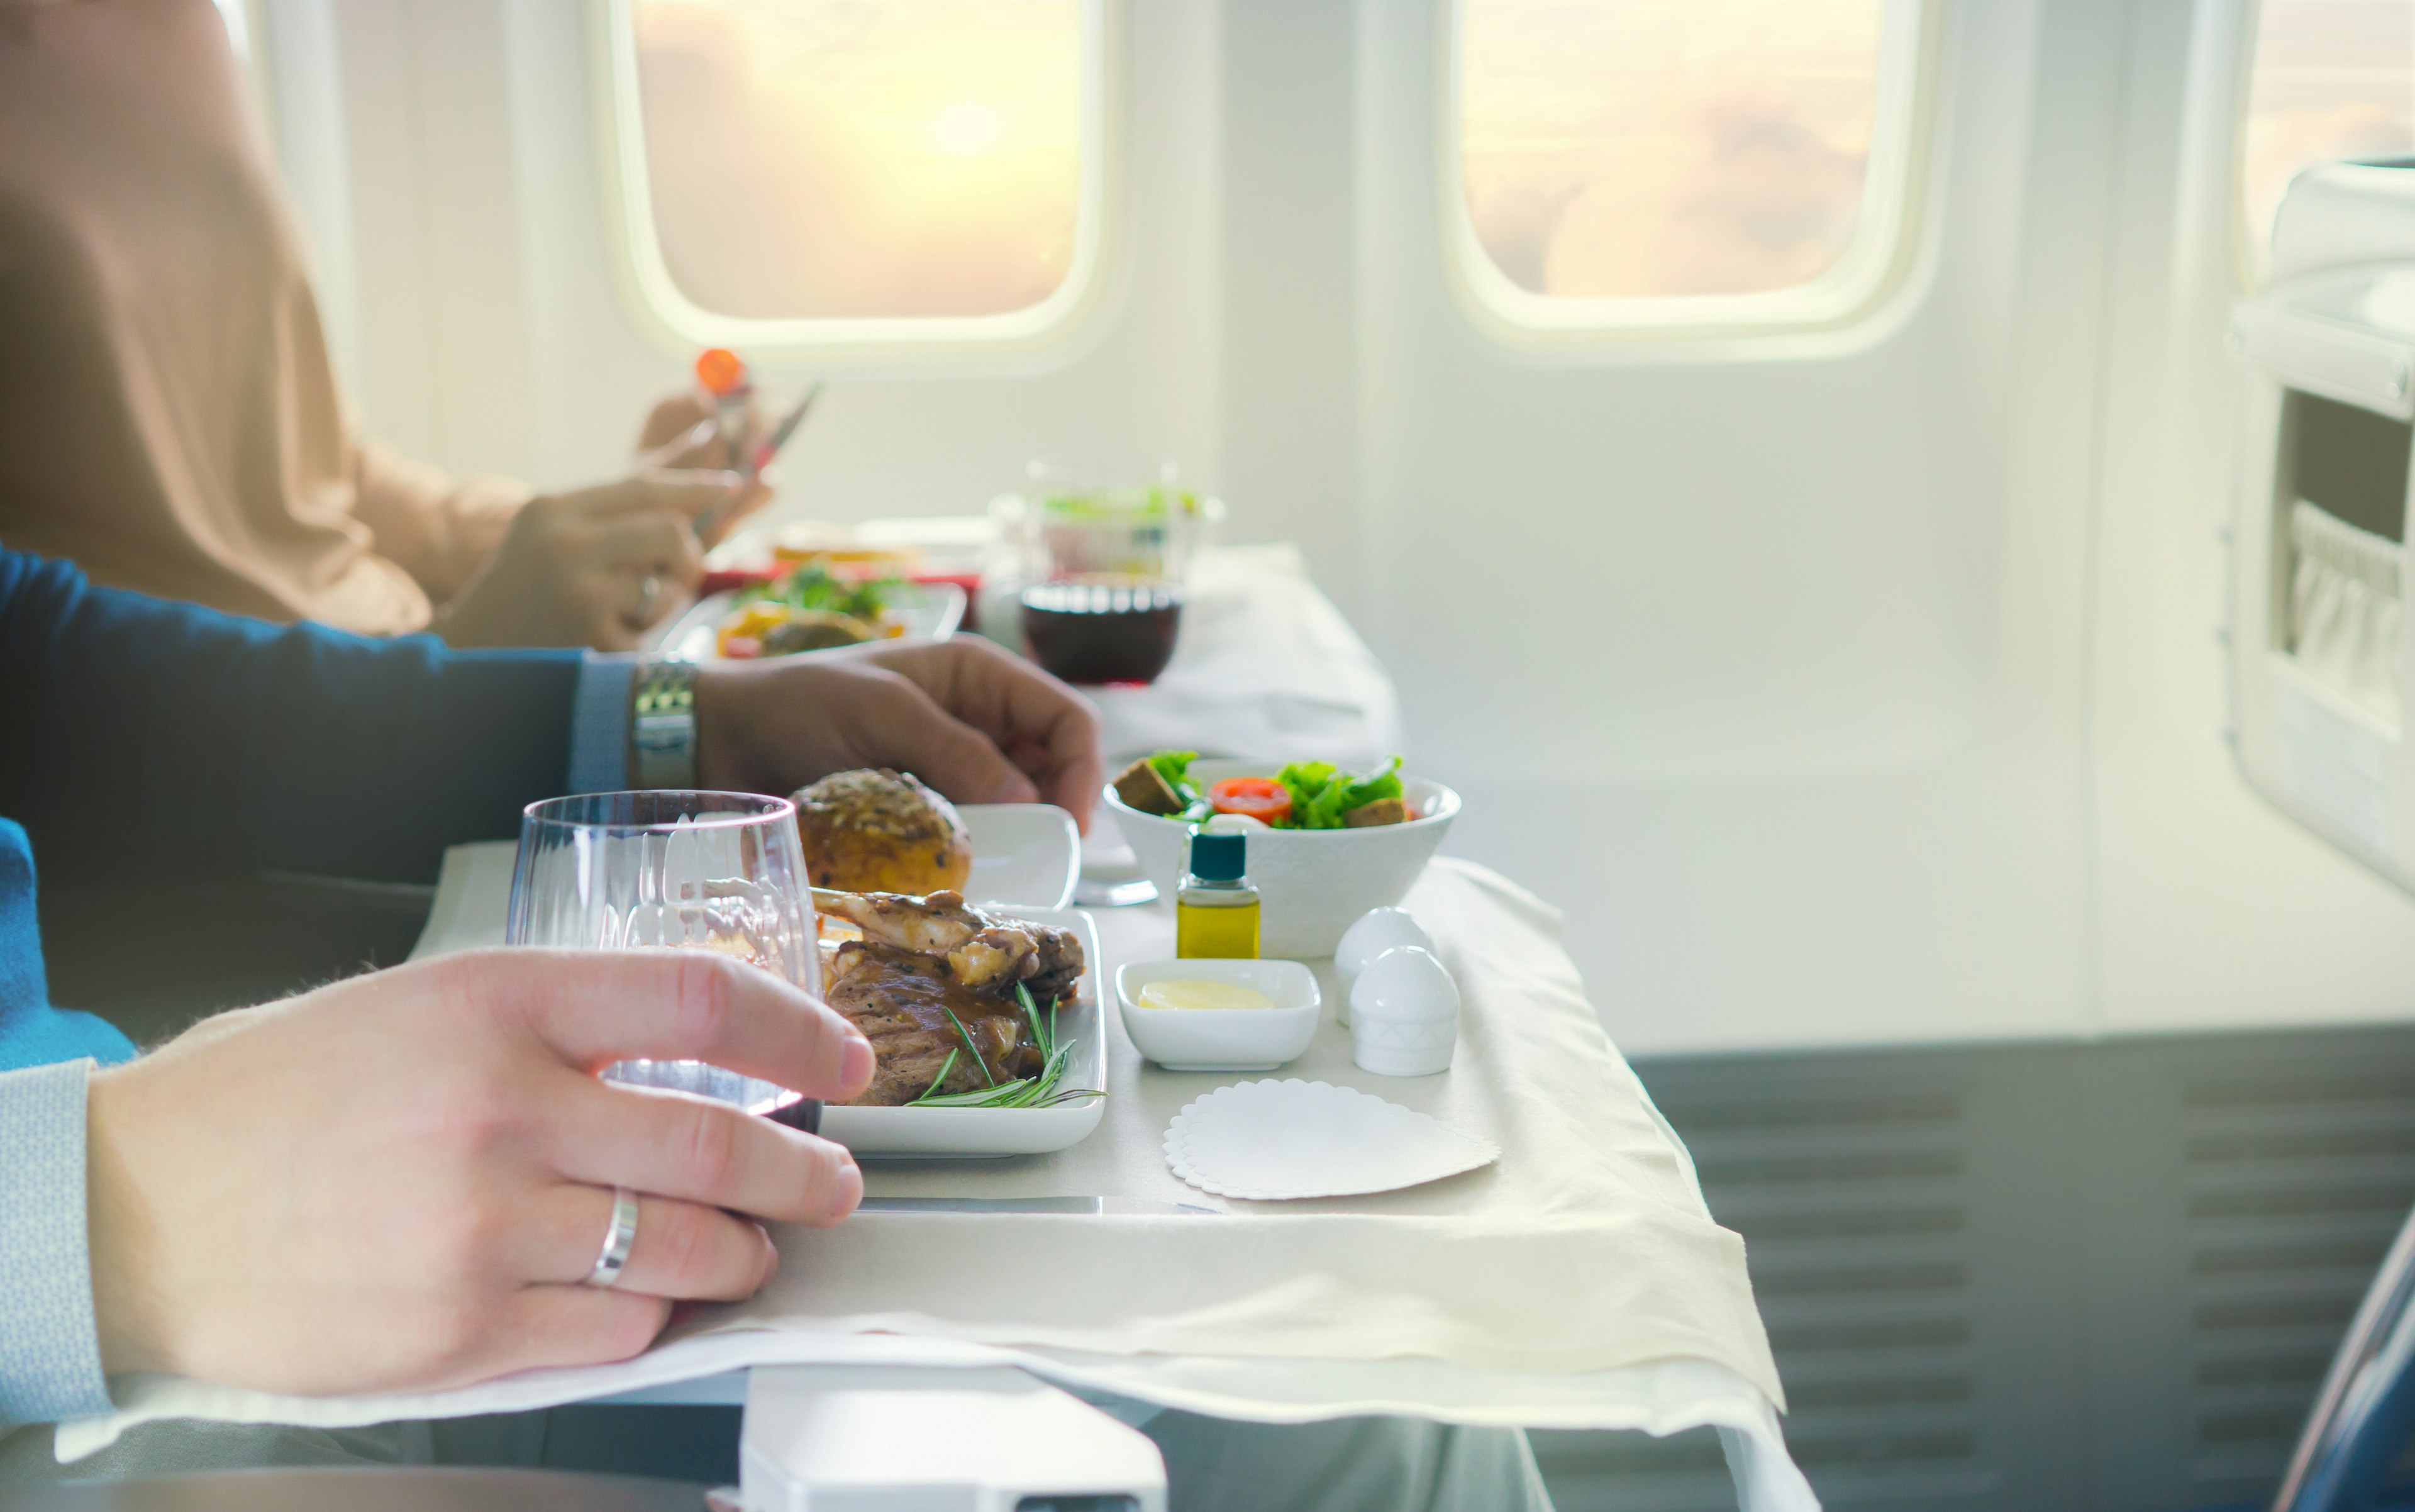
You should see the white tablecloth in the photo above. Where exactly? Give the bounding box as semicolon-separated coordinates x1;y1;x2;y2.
1084;544;1402;770
62;858;1813;1511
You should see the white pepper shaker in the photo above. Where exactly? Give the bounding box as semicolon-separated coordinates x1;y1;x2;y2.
1349;945;1460;1076
1333;906;1434;1027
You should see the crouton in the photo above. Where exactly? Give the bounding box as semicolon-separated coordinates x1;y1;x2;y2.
1113;758;1185;816
1343;796;1408;828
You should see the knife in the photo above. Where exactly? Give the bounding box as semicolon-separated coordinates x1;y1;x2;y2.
857;1196;1219;1216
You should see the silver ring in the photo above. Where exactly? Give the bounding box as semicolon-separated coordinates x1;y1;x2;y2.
635;573;662;622
587;1186;639;1287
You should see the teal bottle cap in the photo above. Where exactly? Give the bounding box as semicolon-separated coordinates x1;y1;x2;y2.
1187;830;1246;881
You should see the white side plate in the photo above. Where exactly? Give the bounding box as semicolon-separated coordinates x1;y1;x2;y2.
820;907;1106;1159
654;581;967;662
956;805;1079;911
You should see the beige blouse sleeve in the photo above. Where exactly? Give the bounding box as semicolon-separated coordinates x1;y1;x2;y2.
347;440;531;608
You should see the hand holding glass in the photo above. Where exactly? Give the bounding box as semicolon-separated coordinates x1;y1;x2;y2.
509;791;824;1130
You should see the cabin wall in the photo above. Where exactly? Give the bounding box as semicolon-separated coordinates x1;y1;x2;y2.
2088;0;2415;1039
255;0;2415;1057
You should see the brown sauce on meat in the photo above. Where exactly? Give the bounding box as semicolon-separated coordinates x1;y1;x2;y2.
858;947;1025;1040
828;942;1043;1104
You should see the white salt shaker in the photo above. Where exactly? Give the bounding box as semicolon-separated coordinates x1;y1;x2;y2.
1350;945;1460;1076
1333;906;1433;1026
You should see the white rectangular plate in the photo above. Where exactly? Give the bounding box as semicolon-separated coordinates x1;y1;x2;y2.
409;809;1068;960
818;906;1106;1159
955;805;1079;911
653;581;967;661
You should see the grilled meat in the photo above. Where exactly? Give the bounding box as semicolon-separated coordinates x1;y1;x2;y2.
826;942;1046;1104
813;889;1083;1106
813;888;1084;1002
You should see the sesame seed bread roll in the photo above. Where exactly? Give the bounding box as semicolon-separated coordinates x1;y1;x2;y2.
791;769;974;895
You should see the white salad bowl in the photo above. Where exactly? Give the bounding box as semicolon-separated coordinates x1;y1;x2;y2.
1117;959;1322;1072
1105;760;1460;957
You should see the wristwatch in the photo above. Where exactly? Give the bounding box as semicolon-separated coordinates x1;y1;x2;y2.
630;659;699;790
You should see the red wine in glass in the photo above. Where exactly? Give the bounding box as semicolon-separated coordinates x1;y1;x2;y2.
1020;575;1183;685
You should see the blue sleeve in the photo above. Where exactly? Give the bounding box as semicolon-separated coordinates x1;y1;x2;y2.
0;548;582;885
569;653;637;794
0;1059;110;1428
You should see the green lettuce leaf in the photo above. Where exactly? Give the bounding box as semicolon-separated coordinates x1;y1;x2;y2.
1153;752;1407;830
734;564;896;621
1146;750;1211;822
1277;755;1403;830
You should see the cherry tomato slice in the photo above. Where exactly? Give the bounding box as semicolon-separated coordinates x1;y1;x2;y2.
1209;776;1292;825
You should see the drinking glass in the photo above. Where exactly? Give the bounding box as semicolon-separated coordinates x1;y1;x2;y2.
1019;575;1184;685
1017;460;1223;582
508;791;823;1131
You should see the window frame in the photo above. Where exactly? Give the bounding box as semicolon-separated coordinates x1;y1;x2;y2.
2233;0;2331;292
2225;0;2409;291
591;0;1119;365
1436;0;1940;350
214;0;275;129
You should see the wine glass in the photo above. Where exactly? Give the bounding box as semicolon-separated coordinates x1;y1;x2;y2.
508;791;823;1131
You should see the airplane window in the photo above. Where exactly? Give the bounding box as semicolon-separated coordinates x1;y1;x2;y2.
2242;0;2415;281
1448;0;1929;342
605;0;1101;352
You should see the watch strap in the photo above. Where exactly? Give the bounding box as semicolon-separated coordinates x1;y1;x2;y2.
630;659;699;789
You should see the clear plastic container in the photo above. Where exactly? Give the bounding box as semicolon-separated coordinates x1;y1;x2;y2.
1012;461;1224;583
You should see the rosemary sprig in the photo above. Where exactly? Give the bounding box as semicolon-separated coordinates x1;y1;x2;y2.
941;1006;996;1087
913;1048;959;1103
905;984;1102;1109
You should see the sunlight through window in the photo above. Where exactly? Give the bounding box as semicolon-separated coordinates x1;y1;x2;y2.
1453;0;1923;337
615;0;1094;340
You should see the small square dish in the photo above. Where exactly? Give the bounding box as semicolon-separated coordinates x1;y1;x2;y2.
1116;959;1322;1072
956;804;1079;911
823;906;1105;1158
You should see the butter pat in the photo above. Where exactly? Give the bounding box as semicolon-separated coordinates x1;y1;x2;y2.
1139;979;1274;1013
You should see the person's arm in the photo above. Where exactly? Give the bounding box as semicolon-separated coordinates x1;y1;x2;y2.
348;440;530;606
0;952;875;1426
0;549;580;884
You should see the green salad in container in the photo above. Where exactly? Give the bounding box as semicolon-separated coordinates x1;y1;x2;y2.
1112;750;1413;830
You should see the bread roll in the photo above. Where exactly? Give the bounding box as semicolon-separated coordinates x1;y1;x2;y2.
792;769;973;894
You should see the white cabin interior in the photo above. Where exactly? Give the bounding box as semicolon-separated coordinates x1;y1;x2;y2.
28;1;2415;1508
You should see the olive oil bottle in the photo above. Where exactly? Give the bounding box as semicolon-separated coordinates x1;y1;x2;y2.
1175;831;1260;959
